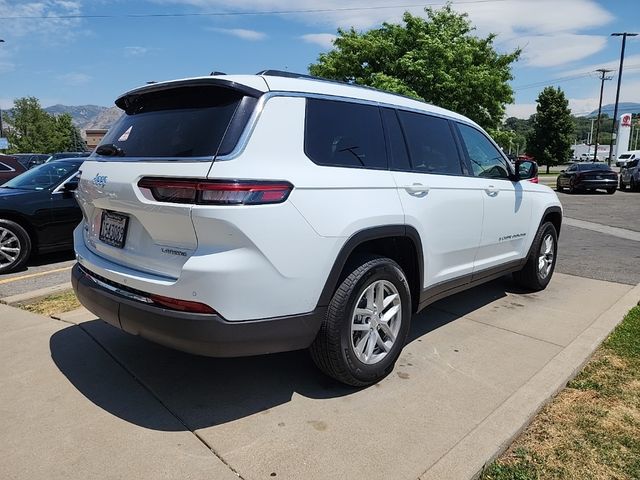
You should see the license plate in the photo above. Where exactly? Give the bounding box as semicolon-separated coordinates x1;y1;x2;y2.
99;211;129;249
596;175;602;179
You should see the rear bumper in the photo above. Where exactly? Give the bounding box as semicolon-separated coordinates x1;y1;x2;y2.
72;263;324;357
576;179;617;189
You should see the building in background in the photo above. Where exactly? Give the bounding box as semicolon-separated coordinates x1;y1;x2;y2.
84;129;108;151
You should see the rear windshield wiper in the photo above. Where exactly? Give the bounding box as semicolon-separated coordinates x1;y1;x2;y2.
96;144;126;157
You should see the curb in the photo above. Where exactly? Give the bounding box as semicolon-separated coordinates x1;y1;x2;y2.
420;281;640;480
0;282;73;306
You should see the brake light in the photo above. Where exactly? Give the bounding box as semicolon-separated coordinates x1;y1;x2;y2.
148;293;217;314
138;178;293;205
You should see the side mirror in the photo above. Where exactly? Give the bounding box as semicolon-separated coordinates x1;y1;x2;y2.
560;170;566;173
64;179;79;192
515;160;538;181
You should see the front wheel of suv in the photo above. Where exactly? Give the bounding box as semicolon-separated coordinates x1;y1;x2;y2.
513;222;558;291
310;255;412;387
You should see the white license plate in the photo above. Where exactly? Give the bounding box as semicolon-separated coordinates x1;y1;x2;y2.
99;211;129;249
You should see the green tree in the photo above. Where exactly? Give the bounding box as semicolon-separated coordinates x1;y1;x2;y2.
5;97;85;153
527;87;574;173
309;5;520;130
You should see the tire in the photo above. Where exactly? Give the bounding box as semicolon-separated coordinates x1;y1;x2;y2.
556;181;563;192
632;178;637;192
310;255;412;386
568;179;576;194
606;187;616;195
0;219;31;274
512;222;558;291
619;178;626;191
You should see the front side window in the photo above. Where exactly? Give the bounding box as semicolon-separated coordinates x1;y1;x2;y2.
397;111;462;175
457;123;510;179
304;98;387;169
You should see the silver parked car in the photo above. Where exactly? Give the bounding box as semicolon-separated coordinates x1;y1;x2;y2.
619;158;640;191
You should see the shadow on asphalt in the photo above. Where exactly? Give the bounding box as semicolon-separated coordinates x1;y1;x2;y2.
49;276;523;431
2;249;75;275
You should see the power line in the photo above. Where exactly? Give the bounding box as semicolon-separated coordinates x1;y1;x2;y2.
512;64;640;92
0;0;512;20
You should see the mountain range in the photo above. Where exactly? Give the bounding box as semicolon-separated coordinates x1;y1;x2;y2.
586;102;640;118
43;104;122;130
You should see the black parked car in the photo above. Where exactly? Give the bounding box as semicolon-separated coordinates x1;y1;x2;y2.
0;159;83;273
556;162;618;194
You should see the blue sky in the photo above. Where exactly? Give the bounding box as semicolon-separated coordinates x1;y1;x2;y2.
0;0;639;118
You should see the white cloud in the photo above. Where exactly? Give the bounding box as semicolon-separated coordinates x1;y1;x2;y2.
0;1;83;41
156;0;614;65
505;103;537;119
300;33;336;49
560;54;640;79
512;34;607;68
211;28;267;41
124;46;149;57
58;72;91;86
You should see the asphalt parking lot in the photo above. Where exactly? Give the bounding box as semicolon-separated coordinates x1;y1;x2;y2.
555;190;640;285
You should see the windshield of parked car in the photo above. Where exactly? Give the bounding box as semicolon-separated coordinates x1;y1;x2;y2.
618;154;631;159
1;161;78;191
578;163;611;171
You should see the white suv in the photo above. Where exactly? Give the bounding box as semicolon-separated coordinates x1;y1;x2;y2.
72;71;562;386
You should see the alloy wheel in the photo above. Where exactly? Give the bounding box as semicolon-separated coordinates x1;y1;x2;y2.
0;227;21;269
538;233;554;279
350;280;402;365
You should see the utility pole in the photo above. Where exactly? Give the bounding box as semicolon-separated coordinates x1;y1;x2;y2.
593;68;613;162
608;32;638;165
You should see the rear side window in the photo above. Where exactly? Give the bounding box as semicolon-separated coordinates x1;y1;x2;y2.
0;162;12;171
96;86;255;159
397;111;462;175
305;99;387;169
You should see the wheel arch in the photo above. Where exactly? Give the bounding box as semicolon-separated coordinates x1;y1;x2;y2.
316;225;423;313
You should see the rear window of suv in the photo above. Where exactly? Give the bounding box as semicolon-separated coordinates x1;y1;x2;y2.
96;86;256;159
304;98;387;169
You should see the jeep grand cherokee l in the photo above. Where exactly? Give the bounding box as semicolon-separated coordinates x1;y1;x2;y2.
72;71;562;386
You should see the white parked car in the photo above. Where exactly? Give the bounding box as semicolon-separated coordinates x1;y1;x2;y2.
72;71;563;386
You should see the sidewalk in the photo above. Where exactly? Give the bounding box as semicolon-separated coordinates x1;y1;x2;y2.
1;273;638;480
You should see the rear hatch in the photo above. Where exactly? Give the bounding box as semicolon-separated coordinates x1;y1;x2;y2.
77;78;265;279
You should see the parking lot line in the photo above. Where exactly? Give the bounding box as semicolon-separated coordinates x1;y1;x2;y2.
0;266;73;286
563;217;640;242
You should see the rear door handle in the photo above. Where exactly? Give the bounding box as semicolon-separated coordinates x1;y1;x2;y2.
404;183;430;195
485;185;499;197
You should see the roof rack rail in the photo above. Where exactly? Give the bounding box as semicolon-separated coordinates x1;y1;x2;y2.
257;69;428;105
210;71;227;76
255;70;318;80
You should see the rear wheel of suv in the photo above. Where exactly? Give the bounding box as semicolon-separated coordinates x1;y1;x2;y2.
632;178;637;192
606;187;616;195
310;255;411;386
513;222;558;291
0;220;31;274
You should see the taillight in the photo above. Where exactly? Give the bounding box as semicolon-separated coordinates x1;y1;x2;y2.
138;178;293;205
